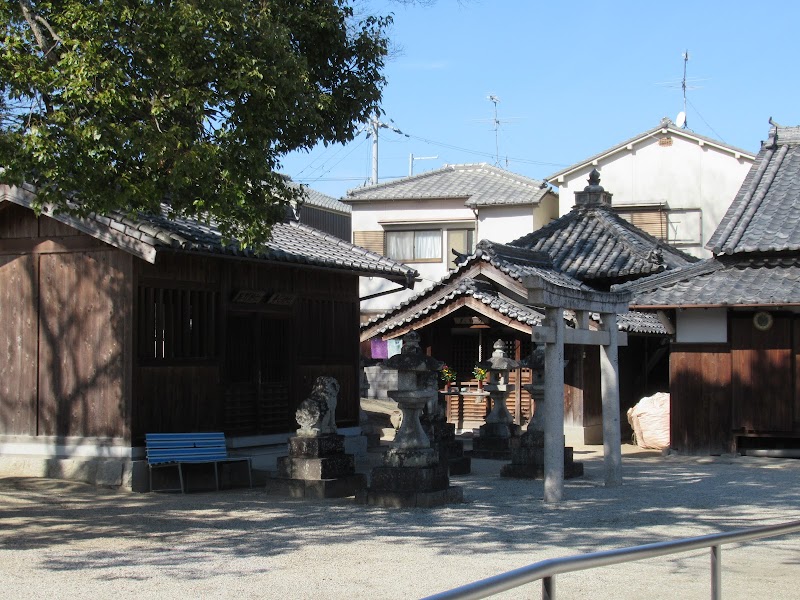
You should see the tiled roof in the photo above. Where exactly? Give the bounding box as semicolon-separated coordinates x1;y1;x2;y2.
547;118;755;182
345;163;551;207
708;124;800;255
362;239;665;337
299;186;351;214
365;277;544;337
614;255;800;307
509;203;697;283
2;184;414;284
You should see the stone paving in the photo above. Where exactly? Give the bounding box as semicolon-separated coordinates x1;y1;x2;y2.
1;444;799;599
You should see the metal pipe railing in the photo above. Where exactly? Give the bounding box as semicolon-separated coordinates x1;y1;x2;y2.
422;519;800;600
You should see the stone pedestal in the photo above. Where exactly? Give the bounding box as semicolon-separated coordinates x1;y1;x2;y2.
500;379;583;479
422;408;471;476
358;332;463;508
470;388;522;459
269;433;366;499
500;429;584;479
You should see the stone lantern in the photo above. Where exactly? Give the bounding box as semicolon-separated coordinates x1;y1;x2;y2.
501;344;583;479
471;339;522;458
358;331;463;507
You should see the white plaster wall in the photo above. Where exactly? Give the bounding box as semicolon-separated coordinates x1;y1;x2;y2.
352;193;557;316
675;308;728;343
349;198;474;230
477;205;533;244
555;132;753;257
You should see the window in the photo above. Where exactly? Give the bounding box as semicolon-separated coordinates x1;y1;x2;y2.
138;286;218;360
447;228;475;269
385;230;441;262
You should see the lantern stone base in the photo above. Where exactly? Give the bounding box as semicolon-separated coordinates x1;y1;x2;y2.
422;415;471;476
358;463;463;508
470;423;522;459
267;473;367;499
500;431;584;479
269;434;366;498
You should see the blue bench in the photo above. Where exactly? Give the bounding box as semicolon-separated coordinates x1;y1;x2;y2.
145;432;253;493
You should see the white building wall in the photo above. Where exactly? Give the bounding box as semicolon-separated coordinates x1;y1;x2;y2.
675;308;728;343
352;193;558;317
555;133;753;257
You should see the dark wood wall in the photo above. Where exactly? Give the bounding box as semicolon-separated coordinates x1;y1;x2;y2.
0;204;131;438
670;312;800;454
133;252;361;441
299;206;350;241
1;202;363;444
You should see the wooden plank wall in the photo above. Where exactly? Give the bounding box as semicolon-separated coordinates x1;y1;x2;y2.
731;314;793;433
0;254;38;435
37;250;130;437
0;204;131;438
670;343;732;454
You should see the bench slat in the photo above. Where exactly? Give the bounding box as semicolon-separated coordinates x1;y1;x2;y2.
145;432;252;493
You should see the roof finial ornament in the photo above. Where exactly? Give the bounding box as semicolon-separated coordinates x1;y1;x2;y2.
584;168;604;192
574;167;612;207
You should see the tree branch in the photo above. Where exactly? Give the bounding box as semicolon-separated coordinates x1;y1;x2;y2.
18;0;61;62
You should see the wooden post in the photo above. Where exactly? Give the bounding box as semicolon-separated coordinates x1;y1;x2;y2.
543;307;565;503
600;312;622;487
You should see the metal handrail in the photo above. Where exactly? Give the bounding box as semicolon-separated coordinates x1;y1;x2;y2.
422;519;800;600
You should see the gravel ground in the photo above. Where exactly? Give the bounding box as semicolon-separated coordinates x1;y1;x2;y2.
1;445;799;599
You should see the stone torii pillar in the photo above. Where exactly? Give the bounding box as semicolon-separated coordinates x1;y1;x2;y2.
525;275;631;503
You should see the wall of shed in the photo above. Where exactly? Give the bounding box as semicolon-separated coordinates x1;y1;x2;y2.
132;253;361;443
0;204;131;439
670;312;800;454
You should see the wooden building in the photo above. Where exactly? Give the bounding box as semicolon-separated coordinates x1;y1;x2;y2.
619;124;800;454
0;184;415;482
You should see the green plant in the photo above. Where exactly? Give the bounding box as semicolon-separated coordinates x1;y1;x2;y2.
440;365;457;383
472;366;488;382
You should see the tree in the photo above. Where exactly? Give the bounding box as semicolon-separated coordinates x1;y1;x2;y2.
0;0;391;246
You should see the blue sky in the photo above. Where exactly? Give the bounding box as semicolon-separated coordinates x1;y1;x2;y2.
280;0;800;199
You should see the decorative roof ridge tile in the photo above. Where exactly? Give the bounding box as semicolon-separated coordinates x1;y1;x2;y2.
613;258;724;293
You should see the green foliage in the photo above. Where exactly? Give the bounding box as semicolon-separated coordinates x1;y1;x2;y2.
440;364;456;383
0;0;391;246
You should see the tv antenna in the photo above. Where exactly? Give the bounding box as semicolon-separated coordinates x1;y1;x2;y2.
655;50;707;129
488;95;501;165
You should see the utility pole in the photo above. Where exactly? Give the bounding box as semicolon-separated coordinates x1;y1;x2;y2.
368;112;409;185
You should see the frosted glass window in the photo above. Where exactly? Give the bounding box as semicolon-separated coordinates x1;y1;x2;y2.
386;230;441;261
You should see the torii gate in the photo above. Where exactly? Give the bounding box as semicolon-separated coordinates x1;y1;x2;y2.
523;273;631;503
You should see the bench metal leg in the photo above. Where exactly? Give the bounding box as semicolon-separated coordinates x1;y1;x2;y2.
214;463;220;491
178;463;185;494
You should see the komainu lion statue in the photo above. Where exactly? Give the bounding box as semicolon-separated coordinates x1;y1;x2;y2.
295;376;339;437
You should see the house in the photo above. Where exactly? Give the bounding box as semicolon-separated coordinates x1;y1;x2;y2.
617;123;800;454
547;118;756;258
295;185;351;241
0;184;415;489
362;172;694;443
344;163;558;320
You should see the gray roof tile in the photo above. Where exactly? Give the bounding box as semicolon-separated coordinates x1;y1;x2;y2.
615;255;800;307
708;124;800;255
345;163;551;207
509;203;697;283
362;239;665;336
2;185;414;284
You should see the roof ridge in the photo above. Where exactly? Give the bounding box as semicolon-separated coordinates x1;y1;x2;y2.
613;258;723;293
346;165;456;197
547;120;755;181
